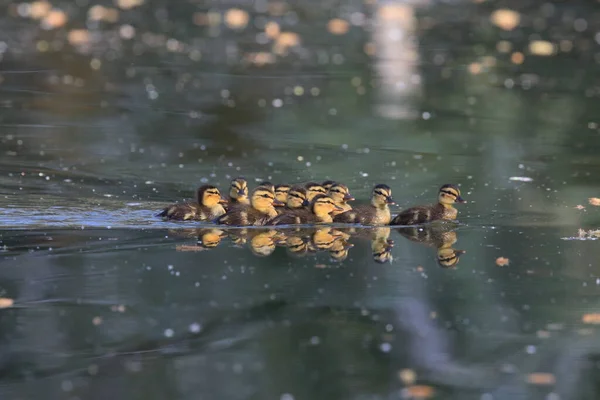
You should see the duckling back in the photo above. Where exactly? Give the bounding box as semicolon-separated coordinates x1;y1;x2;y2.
157;202;202;221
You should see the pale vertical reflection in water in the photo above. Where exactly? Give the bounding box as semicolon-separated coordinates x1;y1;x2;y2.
1;0;600;399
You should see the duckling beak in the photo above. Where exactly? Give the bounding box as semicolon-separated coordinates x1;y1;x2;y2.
273;199;285;206
386;196;396;205
456;196;466;203
237;189;246;196
334;205;344;211
218;198;228;204
343;242;355;250
302;199;310;207
343;194;355;201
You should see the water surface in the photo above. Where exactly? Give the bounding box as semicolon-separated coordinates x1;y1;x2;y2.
1;0;600;399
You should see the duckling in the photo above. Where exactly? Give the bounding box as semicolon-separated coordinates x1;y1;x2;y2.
327;183;354;216
322;180;336;191
390;184;466;226
279;186;309;212
274;184;291;209
269;194;342;225
333;184;395;225
226;177;249;209
216;185;281;226
305;182;328;202
276;187;309;216
157;185;226;221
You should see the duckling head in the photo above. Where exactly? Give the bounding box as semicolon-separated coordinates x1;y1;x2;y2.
197;185;226;207
274;184;291;205
287;187;309;208
305;182;327;201
251;185;281;213
371;184;395;207
322;180;336;191
229;177;249;203
328;183;355;203
259;181;275;193
438;184;466;206
311;194;343;219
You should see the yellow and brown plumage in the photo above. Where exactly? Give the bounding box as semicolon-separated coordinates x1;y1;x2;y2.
390;184;466;226
225;177;249;210
216;185;281;226
157;185;226;221
269;194;342;225
274;184;291;213
327;183;354;216
259;181;275;193
275;186;309;216
333;184;395;226
322;180;336;191
305;182;328;202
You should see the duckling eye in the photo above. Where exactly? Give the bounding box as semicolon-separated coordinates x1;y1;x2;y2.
374;190;386;197
440;190;457;198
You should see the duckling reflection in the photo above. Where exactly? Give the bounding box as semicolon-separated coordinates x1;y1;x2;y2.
371;227;394;264
308;227;346;251
174;228;227;251
396;225;465;268
248;229;279;257
283;234;310;258
329;237;354;262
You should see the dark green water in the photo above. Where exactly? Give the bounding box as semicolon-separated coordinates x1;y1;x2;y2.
1;0;600;399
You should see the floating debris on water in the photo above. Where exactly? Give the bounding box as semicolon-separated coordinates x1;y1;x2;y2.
509;176;533;182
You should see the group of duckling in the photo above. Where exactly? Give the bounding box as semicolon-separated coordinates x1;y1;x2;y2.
157;178;466;227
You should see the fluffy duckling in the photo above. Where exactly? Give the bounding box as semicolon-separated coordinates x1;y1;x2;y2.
280;187;309;211
216;185;281;226
305;182;328;202
322;180;336;191
333;184;395;225
157;185;226;221
327;183;354;216
269;194;342;225
274;184;291;208
390;184;466;226
226;177;249;209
